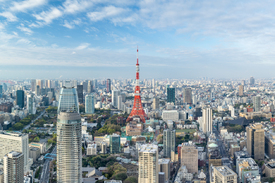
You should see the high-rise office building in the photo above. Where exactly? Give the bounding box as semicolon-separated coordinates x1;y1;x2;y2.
250;76;255;86
57;85;82;182
0;131;29;172
27;94;36;114
3;151;24;183
16;90;24;108
138;144;159;183
241;80;245;86
167;88;175;103
253;95;261;112
35;85;40;96
183;88;192;104
239;85;244;96
93;79;97;89
163;129;175;158
202;106;212;136
85;93;95;114
246;123;264;160
77;85;83;104
2;83;7;92
109;134;121;153
181;142;198;173
117;95;122;110
31;79;36;91
112;90;120;108
36;79;42;89
0;85;3;95
152;97;159;110
106;79;111;93
87;80;92;93
57;86;79;114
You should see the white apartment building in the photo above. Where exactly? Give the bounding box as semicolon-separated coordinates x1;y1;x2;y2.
138;144;159;183
162;110;179;122
0;131;29;172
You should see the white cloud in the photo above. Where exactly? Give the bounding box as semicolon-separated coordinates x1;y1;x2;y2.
63;19;82;29
0;12;17;22
76;43;90;50
33;7;63;25
63;20;74;29
87;6;128;22
10;0;47;12
63;0;93;14
17;25;33;35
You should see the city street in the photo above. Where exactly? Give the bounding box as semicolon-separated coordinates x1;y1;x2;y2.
40;146;57;183
22;109;46;131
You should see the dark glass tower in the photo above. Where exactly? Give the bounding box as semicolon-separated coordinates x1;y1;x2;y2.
16;90;24;108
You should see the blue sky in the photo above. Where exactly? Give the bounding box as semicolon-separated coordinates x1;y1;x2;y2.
1;0;275;79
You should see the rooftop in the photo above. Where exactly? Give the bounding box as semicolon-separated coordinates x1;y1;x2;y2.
214;166;236;176
139;144;158;153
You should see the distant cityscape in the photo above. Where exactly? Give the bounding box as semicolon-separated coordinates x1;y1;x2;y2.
0;53;274;183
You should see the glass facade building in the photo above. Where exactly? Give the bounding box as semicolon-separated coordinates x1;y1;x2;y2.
85;93;95;114
109;135;121;153
167;88;175;104
57;86;79;114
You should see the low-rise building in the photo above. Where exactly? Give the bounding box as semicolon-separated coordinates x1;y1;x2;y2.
265;160;275;178
87;144;97;156
29;147;40;162
212;166;237;183
236;158;259;183
126;121;143;136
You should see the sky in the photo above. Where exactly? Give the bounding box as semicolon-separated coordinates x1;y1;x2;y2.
1;0;275;79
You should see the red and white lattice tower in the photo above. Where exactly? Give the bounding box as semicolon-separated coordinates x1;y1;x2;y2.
127;47;148;123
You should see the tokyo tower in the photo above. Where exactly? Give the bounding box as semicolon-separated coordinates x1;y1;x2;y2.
126;47;148;123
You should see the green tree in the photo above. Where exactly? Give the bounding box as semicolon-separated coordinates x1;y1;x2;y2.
13;123;24;130
124;176;138;183
33;136;40;142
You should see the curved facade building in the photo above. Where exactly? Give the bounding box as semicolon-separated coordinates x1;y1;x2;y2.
57;112;82;183
57;86;79;114
57;84;82;183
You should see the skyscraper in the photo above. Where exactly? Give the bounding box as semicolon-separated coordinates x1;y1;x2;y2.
27;94;36;114
183;88;192;104
250;76;255;86
16;90;24;108
57;85;82;182
117;95;122;110
152;97;159;110
57;86;79;114
109;134;121;153
0;85;3;95
202;106;212;136
85;93;95;114
87;80;92;93
253;95;261;112
3;151;24;183
77;85;83;104
239;85;244;96
106;79;111;93
167;88;175;104
246;123;264;160
31;79;36;91
0;131;29;172
138;144;159;183
35;85;40;96
112;90;120;108
163;129;175;158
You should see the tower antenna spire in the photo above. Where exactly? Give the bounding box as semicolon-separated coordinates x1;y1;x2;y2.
127;47;147;123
